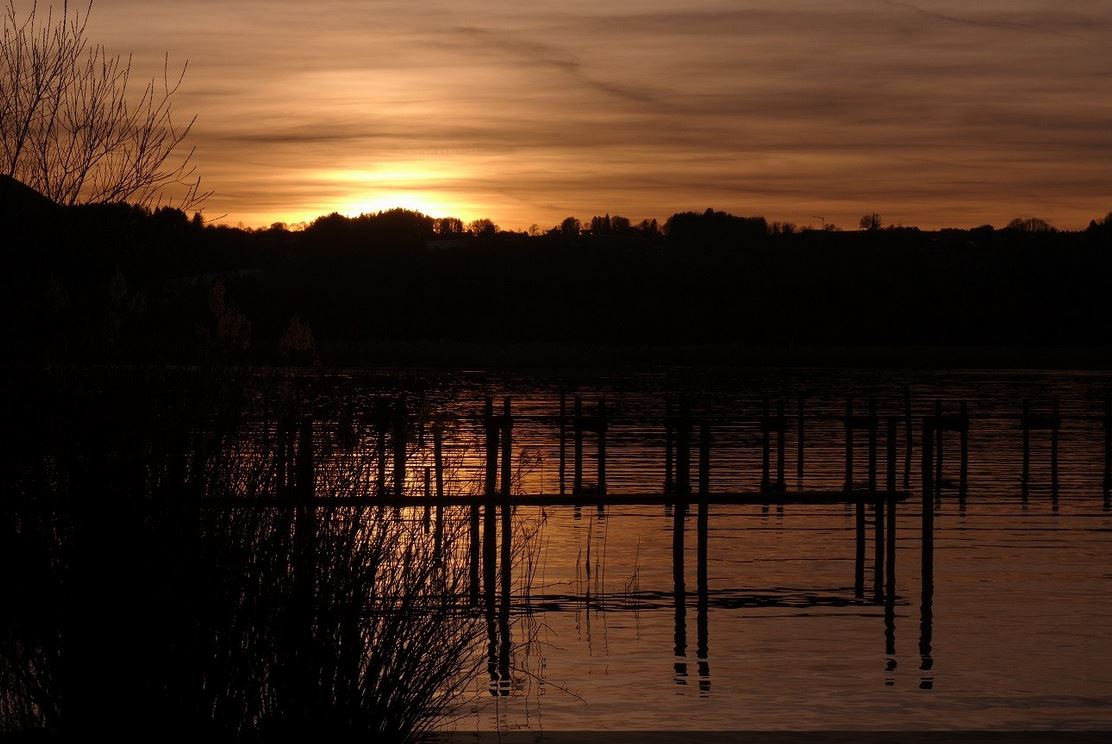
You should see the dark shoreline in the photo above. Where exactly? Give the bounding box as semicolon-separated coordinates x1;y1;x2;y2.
312;342;1112;372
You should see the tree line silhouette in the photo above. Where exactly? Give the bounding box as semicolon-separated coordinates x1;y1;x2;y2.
4;179;1111;366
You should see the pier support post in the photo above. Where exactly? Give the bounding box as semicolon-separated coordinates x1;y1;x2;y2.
920;417;936;689
874;491;884;602
1051;400;1060;498
559;392;567;496
392;400;407;497
699;421;710;499
923;418;934;504
777;400;786;491
375;404;387;499
469;506;480;605
677;400;691;495
1104;397;1111;505
697;420;710;690
959;401;969;500
423;467;431;533
1022;401;1031;499
762;398;771;493
886;417;898;601
665;397;674;496
904;385;913;489
500;398;513;612
934;401;943;501
573;396;584;494
868;399;878;493
845;396;854;493
797;393;805;488
434;421;444;561
598;398;607;497
673;487;687;667
483;398;497;607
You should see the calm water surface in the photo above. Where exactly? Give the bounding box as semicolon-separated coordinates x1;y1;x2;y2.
284;368;1112;730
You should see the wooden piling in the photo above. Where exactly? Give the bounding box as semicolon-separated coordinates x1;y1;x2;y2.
698;420;710;604
483;398;497;607
933;401;943;499
416;392;426;449
697;486;710;691
874;492;884;602
920;416;935;688
665;397;675;495
776;400;786;490
854;494;865;599
1051;400;1060;495
845;396;854;492
500;398;512;607
923;418;934;500
904;384;913;489
699;421;710;499
959;401;969;500
887;416;898;494
483;507;496;609
886;417;898;601
868;399;878;493
375;409;387;499
921;417;934;620
697;424;709;674
469;504;479;605
598;398;607;497
762;398;771;493
392;400;407;497
847;397;864;597
559;392;567;496
796;393;805;487
573;396;584;494
1022;400;1031;497
498;578;512;697
423;467;431;533
672;489;687;660
1104;397;1111;498
501;398;512;497
434;422;444;559
676;400;691;495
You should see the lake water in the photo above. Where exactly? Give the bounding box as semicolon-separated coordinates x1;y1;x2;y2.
347;367;1112;732
9;365;1111;733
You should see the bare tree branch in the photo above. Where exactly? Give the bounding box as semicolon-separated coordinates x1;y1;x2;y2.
0;1;209;212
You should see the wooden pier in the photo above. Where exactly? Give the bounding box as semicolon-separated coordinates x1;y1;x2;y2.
187;390;1112;616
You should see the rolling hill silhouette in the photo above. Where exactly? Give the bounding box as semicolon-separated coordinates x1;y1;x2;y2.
0;175;56;221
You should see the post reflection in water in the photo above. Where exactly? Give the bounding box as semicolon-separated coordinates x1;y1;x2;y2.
921;419;936;690
696;501;710;696
697;422;711;695
673;502;687;684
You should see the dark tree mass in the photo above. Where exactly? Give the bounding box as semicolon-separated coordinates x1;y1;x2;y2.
4;177;1111;366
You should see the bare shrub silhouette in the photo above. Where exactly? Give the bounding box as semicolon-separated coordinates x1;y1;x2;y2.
0;369;520;740
0;1;206;209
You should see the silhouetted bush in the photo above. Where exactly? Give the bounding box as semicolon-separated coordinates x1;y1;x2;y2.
0;369;488;739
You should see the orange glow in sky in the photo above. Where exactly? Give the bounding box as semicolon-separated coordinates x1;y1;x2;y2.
67;0;1112;230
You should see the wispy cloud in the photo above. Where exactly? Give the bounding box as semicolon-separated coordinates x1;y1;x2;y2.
880;0;1111;45
57;0;1112;228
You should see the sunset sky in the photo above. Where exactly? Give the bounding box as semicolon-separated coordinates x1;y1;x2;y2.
76;0;1112;229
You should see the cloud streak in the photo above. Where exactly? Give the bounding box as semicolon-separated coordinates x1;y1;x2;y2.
45;0;1111;228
